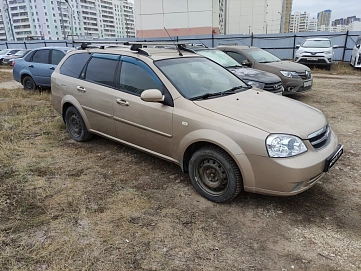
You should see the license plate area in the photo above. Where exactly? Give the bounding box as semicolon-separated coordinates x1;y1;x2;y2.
304;80;312;87
307;57;318;61
323;144;343;172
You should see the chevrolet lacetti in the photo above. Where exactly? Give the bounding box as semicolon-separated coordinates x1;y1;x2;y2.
51;42;343;203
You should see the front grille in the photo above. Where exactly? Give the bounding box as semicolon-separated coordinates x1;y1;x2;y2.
297;71;312;80
263;81;283;93
308;125;331;150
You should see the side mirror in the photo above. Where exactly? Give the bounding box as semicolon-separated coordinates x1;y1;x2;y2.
6;53;11;55
295;45;300;49
356;44;360;49
241;60;252;67
141;89;164;103
333;45;339;48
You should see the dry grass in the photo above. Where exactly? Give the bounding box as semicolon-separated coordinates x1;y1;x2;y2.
0;70;14;82
311;61;361;75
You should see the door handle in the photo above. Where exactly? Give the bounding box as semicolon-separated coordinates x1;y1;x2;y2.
116;98;129;106
50;67;55;70
29;65;34;68
76;86;86;93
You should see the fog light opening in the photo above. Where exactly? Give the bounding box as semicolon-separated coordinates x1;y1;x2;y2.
287;86;295;91
292;182;304;192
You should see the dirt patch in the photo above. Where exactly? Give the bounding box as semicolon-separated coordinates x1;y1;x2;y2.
0;73;360;271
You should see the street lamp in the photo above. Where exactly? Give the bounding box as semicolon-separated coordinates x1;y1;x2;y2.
278;11;283;33
64;0;74;46
264;21;268;34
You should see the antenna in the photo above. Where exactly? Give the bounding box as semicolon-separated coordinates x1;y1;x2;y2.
164;27;183;56
194;36;207;48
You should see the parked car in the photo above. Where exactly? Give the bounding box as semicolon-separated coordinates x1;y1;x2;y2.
181;46;284;95
0;49;21;65
2;49;31;66
51;44;343;203
294;37;338;70
217;45;313;96
350;35;361;68
13;47;74;90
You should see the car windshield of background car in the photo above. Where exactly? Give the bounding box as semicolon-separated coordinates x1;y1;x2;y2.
302;40;331;48
155;57;248;99
196;49;241;68
14;50;27;56
247;49;281;63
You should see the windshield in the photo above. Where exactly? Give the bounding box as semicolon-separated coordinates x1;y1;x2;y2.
302;40;331;48
245;49;281;63
14;50;27;56
155;57;248;100
196;49;241;68
0;49;9;55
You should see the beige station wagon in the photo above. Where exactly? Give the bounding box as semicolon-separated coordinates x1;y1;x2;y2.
51;42;343;203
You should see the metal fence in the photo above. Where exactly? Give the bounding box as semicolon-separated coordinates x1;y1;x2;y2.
1;31;360;62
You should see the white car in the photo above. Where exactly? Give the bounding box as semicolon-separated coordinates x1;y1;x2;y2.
295;38;338;70
350;35;361;68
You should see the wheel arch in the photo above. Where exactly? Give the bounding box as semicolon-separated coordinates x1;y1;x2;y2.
61;95;91;130
179;130;256;189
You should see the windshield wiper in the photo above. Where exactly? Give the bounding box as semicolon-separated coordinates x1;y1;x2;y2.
222;85;252;94
189;92;223;101
226;65;243;68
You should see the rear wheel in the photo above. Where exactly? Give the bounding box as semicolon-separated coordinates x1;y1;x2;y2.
22;76;36;91
65;106;93;142
188;146;243;203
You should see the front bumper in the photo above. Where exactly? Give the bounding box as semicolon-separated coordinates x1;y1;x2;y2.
295;55;332;66
239;129;341;196
282;75;313;96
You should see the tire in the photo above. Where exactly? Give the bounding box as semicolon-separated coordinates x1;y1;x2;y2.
22;76;37;91
188;146;243;203
64;106;93;142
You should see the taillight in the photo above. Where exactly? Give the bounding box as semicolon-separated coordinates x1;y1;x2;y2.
12;61;15;67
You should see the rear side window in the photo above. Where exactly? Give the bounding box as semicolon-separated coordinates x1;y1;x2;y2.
60;53;91;78
32;49;50;64
85;53;120;87
51;50;65;65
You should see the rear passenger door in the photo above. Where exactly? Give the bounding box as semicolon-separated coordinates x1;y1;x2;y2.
28;49;51;86
113;56;173;158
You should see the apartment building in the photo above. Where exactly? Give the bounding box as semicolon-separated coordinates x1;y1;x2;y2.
289;12;309;32
0;0;135;41
317;9;332;28
135;0;288;38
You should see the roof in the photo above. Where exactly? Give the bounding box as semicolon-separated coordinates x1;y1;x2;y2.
217;45;260;50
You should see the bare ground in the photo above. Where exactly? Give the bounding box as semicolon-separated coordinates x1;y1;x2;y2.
0;70;360;271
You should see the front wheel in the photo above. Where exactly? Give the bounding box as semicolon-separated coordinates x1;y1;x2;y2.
22;76;37;91
64;106;93;142
188;146;243;203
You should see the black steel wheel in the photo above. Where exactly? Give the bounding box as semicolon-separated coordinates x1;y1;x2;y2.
64;106;93;142
22;76;36;91
189;146;243;203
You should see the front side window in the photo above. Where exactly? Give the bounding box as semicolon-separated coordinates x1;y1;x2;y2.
85;53;120;87
51;50;65;65
119;57;162;95
155;57;247;99
32;49;49;63
60;53;91;78
225;51;249;64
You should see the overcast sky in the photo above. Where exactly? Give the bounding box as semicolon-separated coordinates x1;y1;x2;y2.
292;0;361;20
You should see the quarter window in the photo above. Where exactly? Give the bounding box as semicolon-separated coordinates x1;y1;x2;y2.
51;50;65;65
85;53;120;87
32;49;49;63
60;53;91;78
120;61;161;95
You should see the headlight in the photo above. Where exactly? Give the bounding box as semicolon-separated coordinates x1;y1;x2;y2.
246;81;265;89
324;51;332;55
266;134;307;158
280;71;299;78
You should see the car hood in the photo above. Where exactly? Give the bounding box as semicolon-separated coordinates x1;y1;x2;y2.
227;66;281;83
262;61;311;72
193;89;326;138
297;47;332;53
